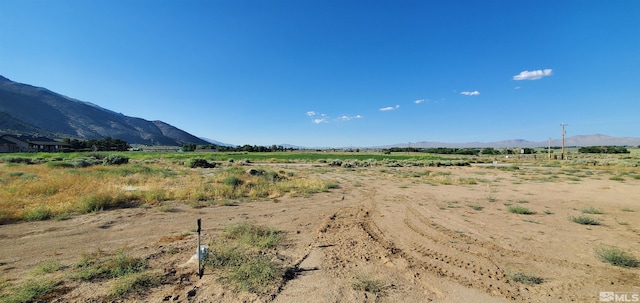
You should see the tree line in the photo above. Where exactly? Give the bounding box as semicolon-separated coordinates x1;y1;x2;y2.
578;146;630;154
62;137;131;152
181;144;298;153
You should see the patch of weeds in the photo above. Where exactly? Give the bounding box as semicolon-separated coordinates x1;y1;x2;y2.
621;208;635;212
617;220;629;226
226;255;283;293
569;215;601;225
445;201;461;209
468;205;484;211
224;222;282;249
595;245;639;268
53;212;73;221
508;272;544;285
71;249;147;281
582;207;604;214
508;205;535;215
609;176;625;182
24;206;52;221
543;209;554;215
32;260;64;275
109;271;160;297
206;223;285;294
351;274;384;294
222;176;243;187
1;278;59;303
522;219;540;224
516;199;529;204
158;202;175;212
487;195;497;203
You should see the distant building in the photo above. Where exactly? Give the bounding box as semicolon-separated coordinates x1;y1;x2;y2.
0;134;69;153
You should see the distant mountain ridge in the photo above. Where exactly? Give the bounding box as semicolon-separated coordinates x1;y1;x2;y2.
385;134;640;149
0;76;208;146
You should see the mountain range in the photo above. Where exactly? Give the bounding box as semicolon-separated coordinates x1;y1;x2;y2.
0;76;208;146
384;134;640;149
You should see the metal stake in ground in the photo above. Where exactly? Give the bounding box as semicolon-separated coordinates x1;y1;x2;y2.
197;218;202;279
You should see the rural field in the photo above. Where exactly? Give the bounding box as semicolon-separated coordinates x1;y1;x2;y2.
0;151;639;302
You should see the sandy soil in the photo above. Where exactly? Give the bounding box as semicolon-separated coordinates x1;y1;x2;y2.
1;164;639;302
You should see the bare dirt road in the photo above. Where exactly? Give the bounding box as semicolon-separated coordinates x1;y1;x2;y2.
1;164;639;302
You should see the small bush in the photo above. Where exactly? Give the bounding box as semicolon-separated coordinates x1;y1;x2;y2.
222;176;243;188
508;205;535;215
508;272;544;285
24;206;52;221
109;271;159;297
32;260;64;275
224;223;282;249
595;245;639;268
468;205;484;211
2;278;58;303
570;215;601;225
582;207;604;214
103;154;129;165
351;274;384;293
188;158;215;168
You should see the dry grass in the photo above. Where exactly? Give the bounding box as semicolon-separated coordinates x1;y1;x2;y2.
0;161;338;223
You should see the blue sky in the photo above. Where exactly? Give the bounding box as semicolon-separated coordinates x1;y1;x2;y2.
1;0;639;147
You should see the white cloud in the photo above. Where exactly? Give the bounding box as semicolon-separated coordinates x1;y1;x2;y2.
514;86;521;90
461;91;480;96
379;105;400;111
513;69;553;80
339;115;363;121
415;99;425;104
312;118;327;124
306;111;316;117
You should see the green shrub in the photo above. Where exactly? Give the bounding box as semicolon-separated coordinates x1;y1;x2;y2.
1;278;58;303
109;272;159;297
24;206;52;221
103;154;129;165
222;176;243;187
508;205;535;215
595;245;639;268
224;223;282;249
508;272;543;285
569;215;601;225
581;207;604;214
351;274;384;293
188;158;216;168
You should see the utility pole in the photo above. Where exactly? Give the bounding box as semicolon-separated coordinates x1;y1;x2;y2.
561;123;568;160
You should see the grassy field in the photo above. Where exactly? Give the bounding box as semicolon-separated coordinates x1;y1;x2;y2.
1;149;638;224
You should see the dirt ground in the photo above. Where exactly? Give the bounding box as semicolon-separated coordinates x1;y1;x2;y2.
1;163;639;302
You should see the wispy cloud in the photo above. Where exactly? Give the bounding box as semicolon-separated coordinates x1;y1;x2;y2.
513;69;553;80
460;91;480;96
415;99;425;104
380;105;400;111
307;111;361;124
339;115;363;121
514;86;521;90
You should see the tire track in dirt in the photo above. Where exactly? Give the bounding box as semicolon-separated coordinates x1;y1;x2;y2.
344;181;521;301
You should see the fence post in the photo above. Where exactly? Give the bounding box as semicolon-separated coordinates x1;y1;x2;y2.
197;218;202;279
